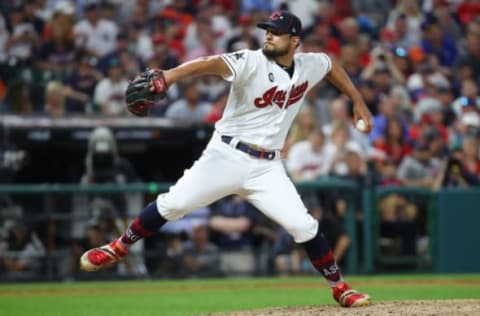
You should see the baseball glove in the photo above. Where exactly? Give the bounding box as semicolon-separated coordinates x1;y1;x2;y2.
125;69;168;117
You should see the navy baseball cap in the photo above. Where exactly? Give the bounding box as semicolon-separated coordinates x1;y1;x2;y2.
257;11;302;36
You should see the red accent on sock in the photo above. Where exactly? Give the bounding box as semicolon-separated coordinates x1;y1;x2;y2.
120;217;154;244
311;251;335;268
310;251;341;282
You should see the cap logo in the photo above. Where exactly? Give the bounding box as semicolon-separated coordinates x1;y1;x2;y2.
270;11;282;21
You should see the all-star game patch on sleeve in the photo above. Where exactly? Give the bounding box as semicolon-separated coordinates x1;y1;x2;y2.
220;49;253;83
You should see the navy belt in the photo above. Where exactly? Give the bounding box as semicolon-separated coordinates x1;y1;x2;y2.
221;135;276;160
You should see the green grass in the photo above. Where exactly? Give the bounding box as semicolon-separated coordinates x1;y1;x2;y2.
0;275;479;316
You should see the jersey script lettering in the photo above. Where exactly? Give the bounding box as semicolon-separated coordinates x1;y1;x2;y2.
254;81;308;109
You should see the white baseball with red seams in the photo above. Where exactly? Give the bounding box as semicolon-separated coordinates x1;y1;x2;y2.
356;119;367;132
155;49;332;243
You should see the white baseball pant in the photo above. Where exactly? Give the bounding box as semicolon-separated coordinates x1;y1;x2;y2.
156;131;318;243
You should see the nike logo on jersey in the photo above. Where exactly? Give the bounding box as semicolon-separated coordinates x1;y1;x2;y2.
254;81;308;109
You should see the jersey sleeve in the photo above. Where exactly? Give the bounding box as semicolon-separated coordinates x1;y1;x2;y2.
220;49;255;84
304;52;333;86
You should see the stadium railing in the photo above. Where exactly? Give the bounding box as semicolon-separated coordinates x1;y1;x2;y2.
2;182;479;281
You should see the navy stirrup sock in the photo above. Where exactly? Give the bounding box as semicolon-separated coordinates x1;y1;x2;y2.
120;202;167;245
301;228;342;286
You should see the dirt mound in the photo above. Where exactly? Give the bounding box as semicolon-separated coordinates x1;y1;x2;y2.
207;299;480;316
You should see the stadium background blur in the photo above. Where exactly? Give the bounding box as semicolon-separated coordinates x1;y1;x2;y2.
1;0;480;282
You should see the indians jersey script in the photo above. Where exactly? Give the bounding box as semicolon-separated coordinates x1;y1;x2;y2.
216;49;332;150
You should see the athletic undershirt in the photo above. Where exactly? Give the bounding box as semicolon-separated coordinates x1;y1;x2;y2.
277;60;295;78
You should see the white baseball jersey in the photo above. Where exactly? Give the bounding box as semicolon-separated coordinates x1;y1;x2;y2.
156;49;333;244
216;49;332;150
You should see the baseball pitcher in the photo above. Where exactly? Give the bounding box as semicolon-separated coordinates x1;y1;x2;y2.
80;11;372;308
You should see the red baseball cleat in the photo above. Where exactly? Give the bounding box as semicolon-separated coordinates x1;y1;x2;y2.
332;282;371;307
80;240;128;272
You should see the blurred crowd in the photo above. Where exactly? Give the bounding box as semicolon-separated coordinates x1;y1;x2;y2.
2;0;480;279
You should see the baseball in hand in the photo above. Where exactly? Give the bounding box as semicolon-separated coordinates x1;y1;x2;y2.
356;119;367;132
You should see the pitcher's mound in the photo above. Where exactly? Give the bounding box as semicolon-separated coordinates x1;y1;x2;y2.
210;299;480;316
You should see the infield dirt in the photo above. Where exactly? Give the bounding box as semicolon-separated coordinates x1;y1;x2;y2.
207;299;480;316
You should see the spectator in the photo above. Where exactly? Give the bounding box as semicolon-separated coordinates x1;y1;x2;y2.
386;0;423;47
63;55;102;114
378;193;418;256
117;49;142;81
43;80;66;118
452;79;480;118
396;140;442;188
425;127;449;162
357;80;380;116
184;25;224;62
389;14;418;49
6;3;38;64
209;195;257;275
338;44;363;85
0;14;8;62
205;88;229;124
96;31;141;76
123;21;153;65
4;81;33;115
23;0;45;36
93;58;129;117
150;9;186;61
456;20;480;83
461;137;480;178
369;96;408;145
287;129;330;181
410;99;448;147
457;0;480;25
322;97;371;154
183;222;222;278
42;1;75;43
338;17;360;46
73;1;118;58
283;105;318;156
281;0;319;31
0;222;46;277
307;18;341;58
374;117;412;167
200;2;233;50
329;148;368;220
226;14;260;52
433;155;477;189
154;206;211;277
433;3;462;45
351;0;391;33
34;20;75;78
146;34;180;71
362;44;406;87
441;136;480;186
165;78;212;125
99;1;117;23
420;14;458;70
241;0;273;14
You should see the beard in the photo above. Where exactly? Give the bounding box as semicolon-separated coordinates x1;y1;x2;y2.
262;44;289;59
